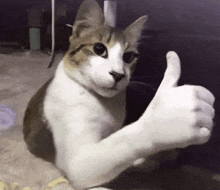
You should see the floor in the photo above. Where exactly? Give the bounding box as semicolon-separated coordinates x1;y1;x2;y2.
0;48;220;190
0;50;69;189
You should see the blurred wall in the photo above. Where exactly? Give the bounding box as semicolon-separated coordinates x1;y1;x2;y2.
117;0;220;37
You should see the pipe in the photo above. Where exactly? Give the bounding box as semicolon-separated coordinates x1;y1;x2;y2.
48;0;55;68
104;0;117;28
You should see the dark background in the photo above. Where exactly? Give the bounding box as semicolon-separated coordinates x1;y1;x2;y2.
1;0;220;172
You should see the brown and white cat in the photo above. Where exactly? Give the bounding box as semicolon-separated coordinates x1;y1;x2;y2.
23;0;215;189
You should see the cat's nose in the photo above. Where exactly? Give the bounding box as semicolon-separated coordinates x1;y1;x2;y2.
109;71;125;82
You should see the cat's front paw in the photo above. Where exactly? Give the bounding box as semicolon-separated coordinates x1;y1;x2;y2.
141;52;215;151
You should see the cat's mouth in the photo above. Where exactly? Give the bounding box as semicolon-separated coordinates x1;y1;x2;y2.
92;79;118;91
91;77;128;97
92;80;128;97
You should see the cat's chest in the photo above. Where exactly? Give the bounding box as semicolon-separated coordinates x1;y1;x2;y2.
44;75;126;138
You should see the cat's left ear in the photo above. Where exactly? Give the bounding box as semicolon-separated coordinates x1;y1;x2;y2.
124;15;148;45
71;0;105;39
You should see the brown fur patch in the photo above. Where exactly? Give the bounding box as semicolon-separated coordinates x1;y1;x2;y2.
23;78;56;163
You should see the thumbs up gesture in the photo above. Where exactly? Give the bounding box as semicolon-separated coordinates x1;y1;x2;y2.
140;51;215;151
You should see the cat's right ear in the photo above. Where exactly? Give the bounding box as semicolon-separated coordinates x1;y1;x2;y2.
124;15;148;46
70;0;105;39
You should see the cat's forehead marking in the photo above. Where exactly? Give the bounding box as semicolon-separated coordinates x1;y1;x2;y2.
101;28;126;49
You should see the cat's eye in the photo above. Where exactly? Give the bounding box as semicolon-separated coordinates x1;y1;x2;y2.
123;52;139;64
93;43;108;58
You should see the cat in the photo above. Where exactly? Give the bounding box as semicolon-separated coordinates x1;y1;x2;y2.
23;0;215;189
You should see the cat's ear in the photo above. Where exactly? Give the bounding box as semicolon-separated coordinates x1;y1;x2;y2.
124;15;148;45
71;0;105;38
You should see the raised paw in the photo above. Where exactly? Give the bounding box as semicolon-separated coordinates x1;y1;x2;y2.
140;51;215;151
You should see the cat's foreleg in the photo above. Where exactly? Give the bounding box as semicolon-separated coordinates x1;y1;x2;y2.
55;119;153;190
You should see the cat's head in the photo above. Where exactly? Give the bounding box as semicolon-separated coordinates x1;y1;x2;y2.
63;0;147;98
